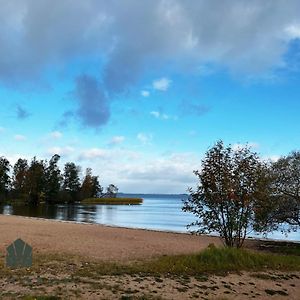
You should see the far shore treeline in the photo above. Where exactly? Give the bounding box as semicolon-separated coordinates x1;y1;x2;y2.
0;154;118;205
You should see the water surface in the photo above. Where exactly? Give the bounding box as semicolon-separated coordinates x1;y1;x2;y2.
1;194;299;241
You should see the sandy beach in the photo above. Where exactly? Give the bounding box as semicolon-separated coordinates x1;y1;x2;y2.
0;214;299;299
0;214;220;261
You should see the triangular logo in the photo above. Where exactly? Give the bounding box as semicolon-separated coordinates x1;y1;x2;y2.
6;238;32;268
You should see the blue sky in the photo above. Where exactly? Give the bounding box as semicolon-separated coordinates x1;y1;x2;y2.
0;0;300;193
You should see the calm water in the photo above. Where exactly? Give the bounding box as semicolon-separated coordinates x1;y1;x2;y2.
1;194;299;242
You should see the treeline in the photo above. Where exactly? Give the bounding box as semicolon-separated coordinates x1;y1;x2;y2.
0;154;118;205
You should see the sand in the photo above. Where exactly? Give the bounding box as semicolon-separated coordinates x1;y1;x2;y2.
0;215;299;299
0;214;220;261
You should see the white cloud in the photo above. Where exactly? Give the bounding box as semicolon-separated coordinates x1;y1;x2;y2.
285;24;300;39
112;152;200;193
263;155;281;162
150;111;177;120
109;135;125;145
141;90;150;97
47;146;74;156
232;142;259;151
77;149;200;193
150;111;160;118
0;127;5;133
0;1;299;131
50;131;63;139
4;153;32;166
0;1;299;94
152;77;172;91
79;148;107;160
150;111;169;120
79;147;140;162
137;133;153;145
14;134;26;141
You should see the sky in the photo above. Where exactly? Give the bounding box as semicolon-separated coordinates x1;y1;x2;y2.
0;0;300;193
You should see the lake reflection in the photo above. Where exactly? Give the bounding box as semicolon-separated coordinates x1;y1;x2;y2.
0;195;194;233
1;194;299;241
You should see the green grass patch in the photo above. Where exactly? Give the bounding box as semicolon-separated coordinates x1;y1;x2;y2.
81;197;143;205
73;246;300;278
134;246;300;275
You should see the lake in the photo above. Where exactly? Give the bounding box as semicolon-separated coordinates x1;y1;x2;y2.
1;194;299;242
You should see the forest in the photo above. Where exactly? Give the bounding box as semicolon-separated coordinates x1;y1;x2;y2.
0;154;118;205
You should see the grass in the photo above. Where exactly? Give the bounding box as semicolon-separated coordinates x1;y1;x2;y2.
81;197;143;205
0;245;299;299
136;246;300;275
1;246;299;279
73;245;300;278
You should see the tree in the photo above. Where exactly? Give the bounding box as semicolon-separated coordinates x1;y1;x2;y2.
80;168;103;200
25;157;46;205
63;162;81;202
182;141;267;248
256;151;300;232
106;184;118;198
12;158;28;200
0;154;117;205
92;175;103;197
45;154;62;203
0;156;11;201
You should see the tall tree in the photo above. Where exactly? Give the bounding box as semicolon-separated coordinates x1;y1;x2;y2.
0;156;11;201
92;175;103;198
12;158;29;200
45;154;62;203
25;157;46;205
183;141;267;248
256;151;300;232
63;162;81;202
80;168;103;200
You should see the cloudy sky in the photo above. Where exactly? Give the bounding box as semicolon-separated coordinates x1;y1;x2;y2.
0;0;300;193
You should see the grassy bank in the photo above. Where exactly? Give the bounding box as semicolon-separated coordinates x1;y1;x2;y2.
82;197;143;205
142;245;300;274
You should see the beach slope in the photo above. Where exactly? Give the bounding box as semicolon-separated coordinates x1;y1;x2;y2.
0;215;220;261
